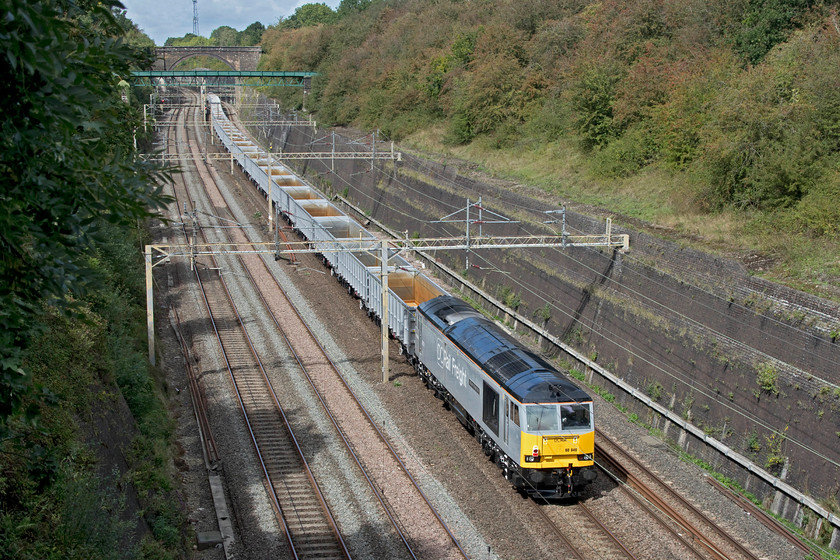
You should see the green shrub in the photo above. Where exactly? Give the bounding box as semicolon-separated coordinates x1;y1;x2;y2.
747;432;762;453
498;286;522;310
535;303;552;323
592;122;657;178
734;0;813;65
647;381;664;401
756;362;780;396
570;62;625;150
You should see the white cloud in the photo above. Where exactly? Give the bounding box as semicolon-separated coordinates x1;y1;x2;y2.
121;0;341;45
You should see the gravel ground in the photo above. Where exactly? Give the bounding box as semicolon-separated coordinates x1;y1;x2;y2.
594;405;806;560
159;106;292;559
155;103;809;559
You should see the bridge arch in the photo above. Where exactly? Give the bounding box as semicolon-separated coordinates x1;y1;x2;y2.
152;46;261;71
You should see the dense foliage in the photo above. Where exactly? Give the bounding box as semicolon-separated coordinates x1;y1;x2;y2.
1;0;167;437
260;0;840;272
164;21;266;47
0;0;178;557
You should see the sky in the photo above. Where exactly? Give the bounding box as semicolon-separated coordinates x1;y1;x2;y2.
121;0;341;46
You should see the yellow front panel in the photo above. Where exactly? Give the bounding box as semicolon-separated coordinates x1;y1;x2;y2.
520;431;595;469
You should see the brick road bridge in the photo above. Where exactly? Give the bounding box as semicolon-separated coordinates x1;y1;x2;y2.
152;46;262;71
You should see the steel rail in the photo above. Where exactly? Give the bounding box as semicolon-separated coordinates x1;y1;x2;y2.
236;253;419;559
527;502;586;560
169;304;220;465
241;246;468;559
169;102;297;557
174;98;350;559
206;97;467;559
162;104;221;468
594;453;708;559
705;477;815;557
578;502;638;559
528;497;637;559
208;94;469;558
191;266;302;558
596;430;761;560
187;101;350;560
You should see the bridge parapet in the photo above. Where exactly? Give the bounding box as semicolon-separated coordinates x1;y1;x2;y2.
152;46;262;71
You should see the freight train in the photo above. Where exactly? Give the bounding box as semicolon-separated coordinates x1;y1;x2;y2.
206;94;597;498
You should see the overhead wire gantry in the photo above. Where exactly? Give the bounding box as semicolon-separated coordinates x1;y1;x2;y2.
145;228;630;380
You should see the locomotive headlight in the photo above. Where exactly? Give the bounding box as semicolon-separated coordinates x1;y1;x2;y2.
525;445;541;463
578;453;593;461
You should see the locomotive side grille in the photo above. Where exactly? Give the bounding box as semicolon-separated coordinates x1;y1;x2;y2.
485;350;530;378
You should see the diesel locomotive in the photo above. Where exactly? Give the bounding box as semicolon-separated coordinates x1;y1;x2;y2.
415;296;597;497
206;94;597;498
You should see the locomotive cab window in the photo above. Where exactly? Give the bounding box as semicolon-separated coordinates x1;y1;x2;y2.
509;402;520;427
525;404;559;432
560;404;591;430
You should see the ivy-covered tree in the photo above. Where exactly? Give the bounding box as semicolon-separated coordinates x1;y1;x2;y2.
0;0;169;438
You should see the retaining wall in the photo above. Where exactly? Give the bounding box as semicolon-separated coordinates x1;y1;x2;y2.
253;110;840;546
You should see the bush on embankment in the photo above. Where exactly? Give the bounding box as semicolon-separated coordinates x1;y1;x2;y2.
260;0;840;298
1;1;179;557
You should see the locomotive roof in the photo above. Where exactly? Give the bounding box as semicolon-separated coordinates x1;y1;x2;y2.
418;296;590;404
419;295;484;329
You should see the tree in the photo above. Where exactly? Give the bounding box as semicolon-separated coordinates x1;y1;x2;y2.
112;7;155;47
211;25;239;46
239;21;266;45
281;3;338;29
337;0;372;17
571;62;625;149
0;0;169;437
734;0;814;64
165;32;212;46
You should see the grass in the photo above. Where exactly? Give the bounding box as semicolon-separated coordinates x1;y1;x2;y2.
403;127;840;303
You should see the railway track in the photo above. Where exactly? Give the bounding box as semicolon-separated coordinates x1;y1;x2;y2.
596;429;762;560
236;248;467;559
705;477;817;558
202;99;468;560
165;91;468;559
532;499;637;559
515;425;766;560
194;266;349;559
222;99;655;560
168;98;350;559
159;104;220;470
208;95;729;560
157;88;796;560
